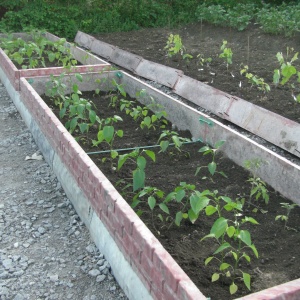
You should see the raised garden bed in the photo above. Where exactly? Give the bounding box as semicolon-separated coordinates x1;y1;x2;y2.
6;69;298;300
75;31;300;161
0;31;110;91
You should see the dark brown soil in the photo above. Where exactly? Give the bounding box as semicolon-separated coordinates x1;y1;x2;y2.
92;22;300;124
43;89;300;300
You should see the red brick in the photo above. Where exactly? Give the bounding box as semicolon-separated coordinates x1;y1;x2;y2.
162;281;179;300
177;280;206;300
153;247;189;294
114;199;135;236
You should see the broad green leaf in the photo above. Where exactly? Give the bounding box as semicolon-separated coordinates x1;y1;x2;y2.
205;205;217;216
114;115;123;121
208;162;216;176
75;73;83;82
77;104;85;116
198;145;210;153
172;135;182;148
220;196;232;203
210;217;228;239
281;65;297;85
59;107;66;119
214;242;231;255
103;126;114;143
131;199;140;209
244;216;259;225
89;110;96;124
117;129;123;137
220;262;230;271
145;150;156;162
227;226;235;238
79;123;89;133
214;140;225;148
175;190;185;202
244;254;251;262
159;203;169;214
71;93;80;102
69;117;78;132
190;194;210;215
137;156;146;170
212;273;219;282
48;52;56;62
143;116;151;127
188;209;198;224
151;114;157;122
238;230;251;246
160;140;169;152
232;251;238;261
133;169;145;192
200;233;215;242
230;282;238;295
250;244;259;258
243;272;251;290
148;196;156;210
205;256;213;265
117;153;128;170
175;211;183;226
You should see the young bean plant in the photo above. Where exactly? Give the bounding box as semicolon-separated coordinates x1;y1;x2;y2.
157;130;191;156
202;202;259;295
275;202;299;230
117;149;156;192
240;65;270;93
164;34;193;65
219;40;233;70
273;49;300;102
195;140;227;179
244;159;269;208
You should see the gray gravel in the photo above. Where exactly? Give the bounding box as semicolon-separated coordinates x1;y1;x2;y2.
0;81;127;299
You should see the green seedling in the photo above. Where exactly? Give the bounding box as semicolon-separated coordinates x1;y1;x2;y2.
244;159;269;208
63;94;100;134
157;130;191;154
275;202;299;230
164;34;193;65
219;40;233;70
98;115;123;130
164;182;213;227
92;125;124;168
133;186;170;233
240;65;270;92
140;110;168;131
111;78;126;97
273;49;300;102
117;149;156;192
197;53;212;67
195;140;227;179
202;210;259;295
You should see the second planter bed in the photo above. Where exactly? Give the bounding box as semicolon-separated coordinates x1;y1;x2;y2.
12;69;300;300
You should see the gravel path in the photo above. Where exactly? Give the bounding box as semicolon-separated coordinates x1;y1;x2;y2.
0;81;126;300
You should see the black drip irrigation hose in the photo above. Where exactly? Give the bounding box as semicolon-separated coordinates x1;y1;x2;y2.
86;139;202;155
